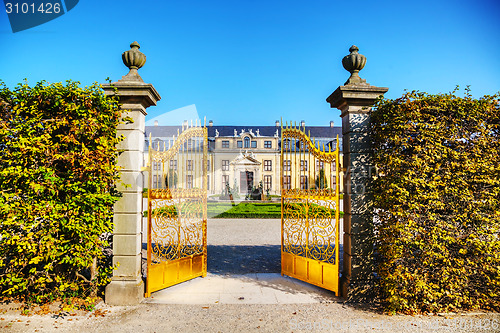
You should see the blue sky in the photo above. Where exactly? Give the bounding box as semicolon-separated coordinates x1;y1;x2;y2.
1;0;499;126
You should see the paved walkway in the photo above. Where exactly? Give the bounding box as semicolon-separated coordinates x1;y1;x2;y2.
146;273;338;304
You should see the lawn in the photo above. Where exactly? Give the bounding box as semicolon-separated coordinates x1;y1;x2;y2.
207;201;343;219
208;202;281;218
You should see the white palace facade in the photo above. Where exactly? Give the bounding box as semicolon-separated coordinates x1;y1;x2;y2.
144;121;343;196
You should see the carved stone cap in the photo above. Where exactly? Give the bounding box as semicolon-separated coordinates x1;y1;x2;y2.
118;42;147;83
342;45;368;86
102;83;161;115
327;85;388;115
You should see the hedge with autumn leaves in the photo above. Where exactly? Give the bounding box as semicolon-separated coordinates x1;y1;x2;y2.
0;80;123;304
371;88;500;314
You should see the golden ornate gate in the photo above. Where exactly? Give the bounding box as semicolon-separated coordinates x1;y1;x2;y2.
280;121;341;295
145;121;208;297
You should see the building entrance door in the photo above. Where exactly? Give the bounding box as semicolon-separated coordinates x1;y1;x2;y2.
240;171;254;194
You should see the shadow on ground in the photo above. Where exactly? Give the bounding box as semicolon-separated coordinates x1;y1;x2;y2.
207;245;281;274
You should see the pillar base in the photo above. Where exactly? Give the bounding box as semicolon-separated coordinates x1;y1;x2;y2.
340;275;349;300
340;274;378;302
105;279;144;305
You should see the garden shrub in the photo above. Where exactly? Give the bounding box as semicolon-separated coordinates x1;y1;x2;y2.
371;88;500;313
0;80;123;304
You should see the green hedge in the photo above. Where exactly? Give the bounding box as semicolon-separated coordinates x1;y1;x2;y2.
0;80;123;304
371;89;500;314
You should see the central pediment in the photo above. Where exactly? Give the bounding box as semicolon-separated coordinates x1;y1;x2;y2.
230;151;261;165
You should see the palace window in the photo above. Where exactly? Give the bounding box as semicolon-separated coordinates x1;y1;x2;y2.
186;175;193;189
244;137;250;148
222;160;229;171
264;160;272;171
187;160;193;171
153;161;162;171
264;141;272;148
300;176;308;190
207;159;210;170
316;160;324;171
283;160;291;171
251;141;257;148
283;176;291;190
264;175;272;190
222;140;229;148
156;140;164;150
207;175;210;190
153;175;162;189
237;141;243;148
300;160;308;171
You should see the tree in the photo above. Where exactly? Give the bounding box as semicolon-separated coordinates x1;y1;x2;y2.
315;168;328;189
165;169;178;189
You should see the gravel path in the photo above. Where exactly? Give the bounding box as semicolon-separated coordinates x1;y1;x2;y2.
3;302;499;332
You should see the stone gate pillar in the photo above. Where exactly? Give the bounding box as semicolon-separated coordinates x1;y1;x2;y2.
326;46;388;300
102;42;161;305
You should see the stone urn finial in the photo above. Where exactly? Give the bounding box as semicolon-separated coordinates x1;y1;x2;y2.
119;41;146;82
342;45;367;86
